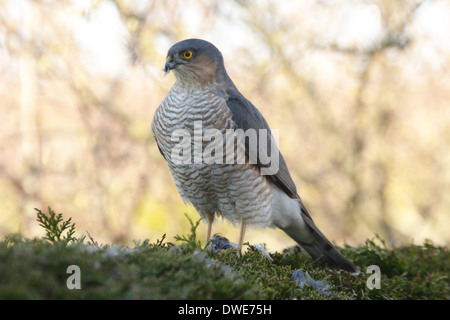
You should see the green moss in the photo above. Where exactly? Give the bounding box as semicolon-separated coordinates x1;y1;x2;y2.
0;209;448;299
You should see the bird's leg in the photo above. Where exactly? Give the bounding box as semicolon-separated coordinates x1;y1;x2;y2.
238;220;247;253
206;213;214;245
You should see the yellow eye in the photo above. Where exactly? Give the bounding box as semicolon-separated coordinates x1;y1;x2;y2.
182;50;194;60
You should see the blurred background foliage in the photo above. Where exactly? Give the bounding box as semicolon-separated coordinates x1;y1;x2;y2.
0;0;449;250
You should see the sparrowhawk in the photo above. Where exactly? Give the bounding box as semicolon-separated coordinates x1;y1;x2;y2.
152;39;357;273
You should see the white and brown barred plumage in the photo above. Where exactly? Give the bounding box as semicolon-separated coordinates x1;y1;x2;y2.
153;85;273;226
151;39;357;273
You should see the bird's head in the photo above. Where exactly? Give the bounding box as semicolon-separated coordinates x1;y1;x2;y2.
163;39;229;87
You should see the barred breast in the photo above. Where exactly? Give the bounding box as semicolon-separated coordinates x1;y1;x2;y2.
152;84;273;226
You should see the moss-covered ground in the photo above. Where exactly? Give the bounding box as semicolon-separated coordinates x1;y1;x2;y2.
0;208;448;300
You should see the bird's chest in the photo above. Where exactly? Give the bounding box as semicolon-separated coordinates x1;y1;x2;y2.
152;87;273;225
152;88;234;161
153;88;233;206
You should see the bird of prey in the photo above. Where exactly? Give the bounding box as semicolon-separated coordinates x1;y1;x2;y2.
152;39;357;272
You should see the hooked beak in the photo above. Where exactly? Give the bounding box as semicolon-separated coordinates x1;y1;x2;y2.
162;56;176;76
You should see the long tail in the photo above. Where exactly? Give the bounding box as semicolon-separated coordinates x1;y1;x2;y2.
282;203;358;273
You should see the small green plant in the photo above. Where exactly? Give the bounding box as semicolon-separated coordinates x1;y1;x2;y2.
35;207;77;245
174;213;202;249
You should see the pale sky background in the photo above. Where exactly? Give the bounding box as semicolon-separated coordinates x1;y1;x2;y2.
33;0;450;77
1;0;449;75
